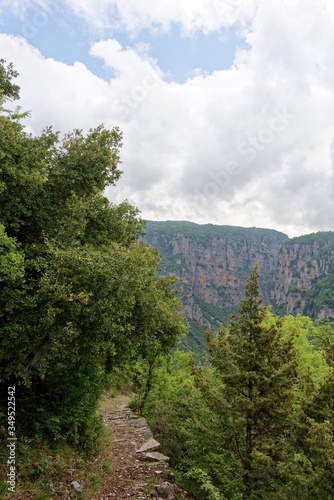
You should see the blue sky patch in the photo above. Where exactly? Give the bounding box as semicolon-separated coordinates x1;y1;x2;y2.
1;6;248;83
134;24;248;82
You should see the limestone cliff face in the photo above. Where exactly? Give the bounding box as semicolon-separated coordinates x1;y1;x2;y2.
274;234;334;318
144;222;334;338
144;221;288;325
165;233;284;307
144;222;334;355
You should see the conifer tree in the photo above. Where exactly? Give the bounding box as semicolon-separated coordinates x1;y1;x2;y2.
205;267;299;499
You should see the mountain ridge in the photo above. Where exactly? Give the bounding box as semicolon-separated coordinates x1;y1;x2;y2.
143;220;334;356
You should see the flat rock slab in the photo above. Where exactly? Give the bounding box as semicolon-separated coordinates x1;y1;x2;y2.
129;417;149;428
136;438;160;454
145;451;169;462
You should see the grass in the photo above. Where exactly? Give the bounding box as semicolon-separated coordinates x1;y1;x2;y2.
144;475;159;494
0;424;113;499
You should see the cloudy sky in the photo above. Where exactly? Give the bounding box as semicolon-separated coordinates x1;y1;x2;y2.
0;0;333;237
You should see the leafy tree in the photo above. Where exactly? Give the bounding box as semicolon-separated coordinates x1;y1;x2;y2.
263;312;332;400
0;60;187;448
0;224;24;283
138;270;334;499
0;59;20;103
280;333;334;499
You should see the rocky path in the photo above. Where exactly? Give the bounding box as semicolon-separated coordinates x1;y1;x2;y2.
94;394;194;500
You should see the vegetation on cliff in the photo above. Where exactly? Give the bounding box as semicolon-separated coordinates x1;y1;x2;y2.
145;221;288;242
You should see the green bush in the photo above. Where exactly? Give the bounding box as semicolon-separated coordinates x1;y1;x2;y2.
184;468;227;500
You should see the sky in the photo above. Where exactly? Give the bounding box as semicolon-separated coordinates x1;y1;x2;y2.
0;0;333;237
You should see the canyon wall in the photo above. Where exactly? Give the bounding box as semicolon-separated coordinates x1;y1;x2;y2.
145;221;334;319
274;233;334;319
144;221;334;355
144;222;287;325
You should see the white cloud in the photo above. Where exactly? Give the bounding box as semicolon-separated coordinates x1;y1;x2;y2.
64;0;257;35
1;0;334;236
0;0;51;18
0;0;257;34
0;35;110;133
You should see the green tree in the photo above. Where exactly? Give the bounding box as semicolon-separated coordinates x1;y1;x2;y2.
139;271;334;499
204;267;299;499
0;59;19;101
280;332;334;499
263;312;332;400
0;60;186;449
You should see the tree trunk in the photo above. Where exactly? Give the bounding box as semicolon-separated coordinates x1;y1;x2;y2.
243;419;253;499
139;360;154;412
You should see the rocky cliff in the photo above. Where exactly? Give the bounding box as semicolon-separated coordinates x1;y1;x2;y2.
274;232;334;319
143;221;334;356
144;221;289;354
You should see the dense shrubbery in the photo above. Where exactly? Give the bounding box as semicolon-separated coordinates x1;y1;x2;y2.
135;270;334;499
0;60;187;453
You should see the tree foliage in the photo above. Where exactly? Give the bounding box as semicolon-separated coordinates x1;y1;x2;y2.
203;267;299;498
0;60;187;447
142;269;334;499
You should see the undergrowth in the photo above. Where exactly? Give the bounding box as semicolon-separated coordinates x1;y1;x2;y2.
0;418;112;499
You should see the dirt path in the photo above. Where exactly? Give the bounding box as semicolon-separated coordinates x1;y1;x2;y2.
94;394;194;500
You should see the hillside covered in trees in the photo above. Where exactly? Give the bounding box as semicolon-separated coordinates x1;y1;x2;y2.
2;61;334;500
136;270;334;499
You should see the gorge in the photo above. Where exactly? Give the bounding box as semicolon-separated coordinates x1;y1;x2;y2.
143;221;334;355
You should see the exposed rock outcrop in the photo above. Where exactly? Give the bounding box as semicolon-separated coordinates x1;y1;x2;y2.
143;222;334;346
274;233;334;318
144;221;288;326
